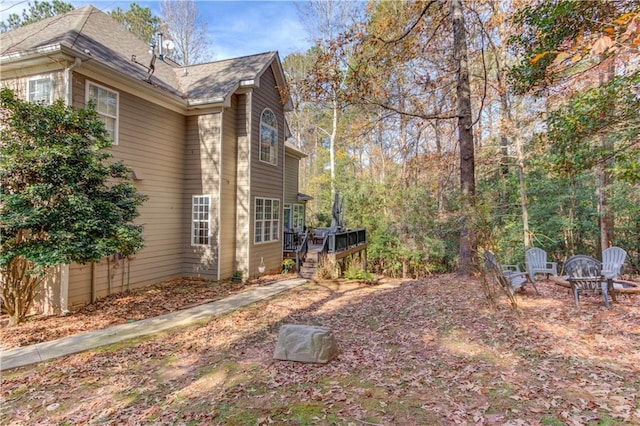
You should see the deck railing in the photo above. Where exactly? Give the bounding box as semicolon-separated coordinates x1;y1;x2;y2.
318;228;367;262
285;228;367;271
283;230;309;272
283;231;299;252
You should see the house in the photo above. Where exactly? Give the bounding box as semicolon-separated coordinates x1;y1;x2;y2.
0;5;309;313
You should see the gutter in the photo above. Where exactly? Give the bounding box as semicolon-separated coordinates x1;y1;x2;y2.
186;96;225;107
0;43;63;63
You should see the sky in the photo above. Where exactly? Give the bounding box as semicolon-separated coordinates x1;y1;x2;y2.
0;0;314;60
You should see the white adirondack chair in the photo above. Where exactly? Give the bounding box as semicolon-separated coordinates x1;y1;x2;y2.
525;248;558;283
602;247;627;279
484;251;537;295
564;255;614;308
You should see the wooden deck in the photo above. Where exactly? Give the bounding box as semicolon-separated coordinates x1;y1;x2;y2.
326;242;368;262
283;228;368;276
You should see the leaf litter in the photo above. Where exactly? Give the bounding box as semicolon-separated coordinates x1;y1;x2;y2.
1;274;639;425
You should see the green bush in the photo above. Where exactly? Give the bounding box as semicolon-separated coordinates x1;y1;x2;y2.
343;262;375;281
281;258;296;274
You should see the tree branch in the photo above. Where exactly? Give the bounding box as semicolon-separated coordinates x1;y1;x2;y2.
373;0;439;44
350;99;458;121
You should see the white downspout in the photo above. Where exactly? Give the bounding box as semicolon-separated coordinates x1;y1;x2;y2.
59;57;82;314
64;57;82;106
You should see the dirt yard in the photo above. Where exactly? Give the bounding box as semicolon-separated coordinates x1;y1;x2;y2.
0;275;285;350
1;274;639;425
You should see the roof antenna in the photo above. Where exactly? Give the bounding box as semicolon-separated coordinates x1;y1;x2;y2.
130;53;156;83
130;33;174;83
157;32;174;62
129;35;160;83
157;33;164;61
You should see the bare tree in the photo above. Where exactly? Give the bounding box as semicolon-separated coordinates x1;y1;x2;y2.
295;0;364;196
160;0;211;65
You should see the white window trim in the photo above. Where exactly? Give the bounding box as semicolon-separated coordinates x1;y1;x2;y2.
285;203;305;231
191;195;211;246
254;197;280;244
28;76;53;105
86;81;119;144
292;203;305;230
284;203;291;230
259;108;278;166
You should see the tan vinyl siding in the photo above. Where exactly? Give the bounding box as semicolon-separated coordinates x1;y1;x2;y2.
2;55;295;307
1;70;65;102
219;95;238;278
249;67;285;274
67;73;186;306
284;152;300;204
183;113;222;279
71;72;87;106
235;93;251;276
67;263;92;306
32;265;66;314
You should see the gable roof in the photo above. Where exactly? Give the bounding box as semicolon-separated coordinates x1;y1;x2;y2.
178;51;288;108
0;5;292;110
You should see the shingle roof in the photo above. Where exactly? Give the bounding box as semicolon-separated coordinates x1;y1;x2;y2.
178;51;278;105
0;5;287;107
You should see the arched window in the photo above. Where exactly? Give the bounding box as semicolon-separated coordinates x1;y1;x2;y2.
260;108;278;165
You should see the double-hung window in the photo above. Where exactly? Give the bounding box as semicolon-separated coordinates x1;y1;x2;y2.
86;82;119;144
191;195;211;246
255;197;280;243
28;77;53;104
259;108;278;165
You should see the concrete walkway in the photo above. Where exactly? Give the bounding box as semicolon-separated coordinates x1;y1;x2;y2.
0;278;308;371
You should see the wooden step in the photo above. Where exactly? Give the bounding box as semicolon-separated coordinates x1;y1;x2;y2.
299;260;317;279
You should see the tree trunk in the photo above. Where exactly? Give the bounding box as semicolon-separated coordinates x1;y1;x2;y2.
515;135;531;248
598;59;616;250
451;0;476;275
2;256;44;326
636;214;640;271
330;92;338;197
599;161;613;249
499;96;510;177
434;120;446;214
568;179;577;254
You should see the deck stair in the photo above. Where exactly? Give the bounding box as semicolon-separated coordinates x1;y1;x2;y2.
299;244;323;280
299;256;317;279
